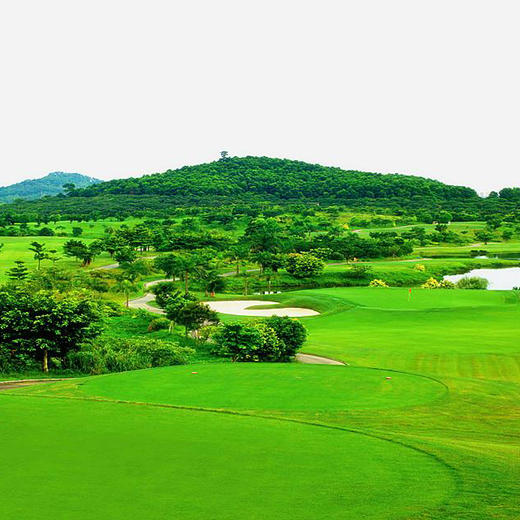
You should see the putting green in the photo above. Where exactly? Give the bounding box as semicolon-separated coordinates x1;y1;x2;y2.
0;396;454;520
81;363;446;411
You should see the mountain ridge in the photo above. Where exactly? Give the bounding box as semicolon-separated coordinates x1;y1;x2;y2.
0;172;101;203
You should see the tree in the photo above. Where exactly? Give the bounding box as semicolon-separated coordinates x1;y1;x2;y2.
485;216;502;230
436;211;452;224
29;241;49;270
226;244;249;276
285;252;324;279
62;183;76;195
0;288;103;372
168;301;219;337
475;230;494;245
7;260;29;281
212;322;263;362
219;151;229;160
252;252;286;273
112;278;140;307
72;226;83;237
154;254;183;279
205;273;225;296
63;239;89;264
152;282;181;308
47;249;61;263
114;246;137;265
244;217;283;253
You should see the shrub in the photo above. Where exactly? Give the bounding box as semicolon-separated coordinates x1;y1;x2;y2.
421;277;440;289
344;264;372;279
212;317;306;362
67;337;194;374
212;322;263;362
147;317;171;332
415;264;426;271
264;316;307;361
438;279;456;289
456;277;489;290
369;279;389;288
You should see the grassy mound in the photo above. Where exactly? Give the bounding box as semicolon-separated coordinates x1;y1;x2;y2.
80;363;446;412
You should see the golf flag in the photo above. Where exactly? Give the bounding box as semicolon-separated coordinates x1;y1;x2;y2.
408;288;412;301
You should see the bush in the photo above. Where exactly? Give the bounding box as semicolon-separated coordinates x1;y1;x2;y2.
422;277;456;289
212;317;306;362
343;264;372;279
264;316;307;361
369;279;389;288
456;277;489;290
421;277;440;289
67;337;194;374
147;317;171;332
438;279;456;289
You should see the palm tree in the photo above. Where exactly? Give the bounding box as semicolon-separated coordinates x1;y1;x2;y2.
112;278;140;308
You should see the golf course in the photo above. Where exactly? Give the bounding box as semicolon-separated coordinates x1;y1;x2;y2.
2;285;519;519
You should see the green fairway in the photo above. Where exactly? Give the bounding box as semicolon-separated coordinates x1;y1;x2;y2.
0;395;454;520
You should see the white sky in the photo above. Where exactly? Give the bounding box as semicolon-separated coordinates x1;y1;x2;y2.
0;0;518;194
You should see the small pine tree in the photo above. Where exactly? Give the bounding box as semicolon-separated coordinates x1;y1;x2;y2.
8;261;29;281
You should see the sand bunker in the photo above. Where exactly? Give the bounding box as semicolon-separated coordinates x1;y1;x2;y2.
203;300;319;317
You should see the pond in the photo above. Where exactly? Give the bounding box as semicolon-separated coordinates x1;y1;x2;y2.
444;267;520;290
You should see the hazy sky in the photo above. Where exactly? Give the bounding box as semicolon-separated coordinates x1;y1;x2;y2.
0;1;518;193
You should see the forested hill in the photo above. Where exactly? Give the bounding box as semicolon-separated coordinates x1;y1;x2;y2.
74;156;478;202
0;172;100;203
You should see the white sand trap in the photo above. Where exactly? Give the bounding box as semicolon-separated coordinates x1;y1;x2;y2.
203;300;319;317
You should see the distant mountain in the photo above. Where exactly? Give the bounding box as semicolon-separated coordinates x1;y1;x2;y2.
0;172;101;203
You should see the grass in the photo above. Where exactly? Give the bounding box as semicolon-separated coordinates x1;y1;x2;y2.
79;363;448;411
0;236;113;281
0;395;453;520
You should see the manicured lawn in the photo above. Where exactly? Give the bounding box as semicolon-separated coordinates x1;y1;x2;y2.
80;363;447;411
0;396;453;520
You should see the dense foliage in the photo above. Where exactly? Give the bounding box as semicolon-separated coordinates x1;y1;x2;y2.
0;287;103;372
67;337;194;374
73;156;478;202
213;316;306;362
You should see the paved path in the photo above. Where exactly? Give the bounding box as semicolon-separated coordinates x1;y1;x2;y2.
296;354;344;365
